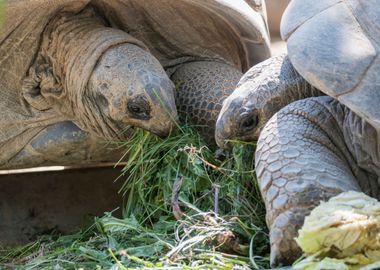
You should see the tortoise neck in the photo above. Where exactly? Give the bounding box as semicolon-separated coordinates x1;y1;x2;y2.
255;55;323;125
33;7;149;138
43;8;107;86
34;7;146;118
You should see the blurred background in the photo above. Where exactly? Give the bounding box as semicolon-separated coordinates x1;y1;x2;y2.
267;0;290;55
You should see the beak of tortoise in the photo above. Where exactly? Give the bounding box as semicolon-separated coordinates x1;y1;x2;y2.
152;116;178;138
128;113;177;139
215;94;244;150
215;112;234;150
149;94;179;138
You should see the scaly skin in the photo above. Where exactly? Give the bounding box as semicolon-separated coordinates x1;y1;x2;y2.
256;97;368;266
172;61;243;145
215;54;380;266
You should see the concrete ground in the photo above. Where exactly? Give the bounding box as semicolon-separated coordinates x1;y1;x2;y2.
0;166;123;246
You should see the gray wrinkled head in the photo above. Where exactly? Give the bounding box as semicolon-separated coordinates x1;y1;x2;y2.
215;55;303;149
215;82;267;149
215;63;287;148
88;44;177;137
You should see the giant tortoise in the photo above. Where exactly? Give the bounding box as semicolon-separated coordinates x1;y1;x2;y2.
0;0;270;169
215;0;380;266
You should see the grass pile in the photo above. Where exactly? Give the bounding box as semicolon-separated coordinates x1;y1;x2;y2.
0;125;269;269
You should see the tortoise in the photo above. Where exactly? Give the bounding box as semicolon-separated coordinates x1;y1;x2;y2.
215;0;380;266
0;0;270;169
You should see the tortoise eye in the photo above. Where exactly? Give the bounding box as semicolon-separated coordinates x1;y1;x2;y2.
239;110;259;133
97;94;109;108
129;104;143;114
242;117;256;128
127;95;151;120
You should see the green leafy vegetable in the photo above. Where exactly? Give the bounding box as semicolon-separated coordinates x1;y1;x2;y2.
0;126;269;269
294;191;380;270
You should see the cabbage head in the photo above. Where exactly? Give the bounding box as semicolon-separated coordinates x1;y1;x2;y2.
294;191;380;270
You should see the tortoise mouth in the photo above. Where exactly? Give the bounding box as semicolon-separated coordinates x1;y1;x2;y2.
215;117;233;149
215;135;232;150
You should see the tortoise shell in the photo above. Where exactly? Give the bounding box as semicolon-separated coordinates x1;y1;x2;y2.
281;0;380;130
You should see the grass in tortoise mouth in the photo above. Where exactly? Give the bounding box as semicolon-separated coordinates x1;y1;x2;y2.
0;126;269;269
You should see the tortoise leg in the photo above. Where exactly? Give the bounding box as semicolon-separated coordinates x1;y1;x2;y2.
7;121;123;169
256;96;366;266
171;61;242;145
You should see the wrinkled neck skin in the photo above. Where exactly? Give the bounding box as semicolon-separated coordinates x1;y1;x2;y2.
33;7;108;117
216;54;323;147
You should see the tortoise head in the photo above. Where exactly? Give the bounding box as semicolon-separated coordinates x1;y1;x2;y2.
215;57;285;149
215;81;267;149
88;43;178;138
216;54;318;149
